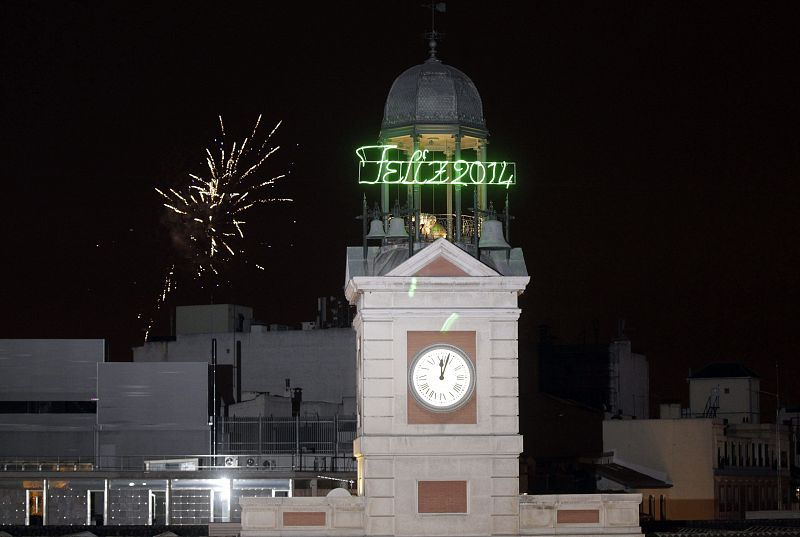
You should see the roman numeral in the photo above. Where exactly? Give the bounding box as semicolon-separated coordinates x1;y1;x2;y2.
457;374;465;380
454;384;462;393
455;365;463;371
419;383;429;391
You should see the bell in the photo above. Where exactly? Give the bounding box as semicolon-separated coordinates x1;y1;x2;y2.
386;217;409;239
478;218;510;250
366;218;386;239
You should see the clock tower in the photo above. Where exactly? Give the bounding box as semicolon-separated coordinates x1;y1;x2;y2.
239;36;643;537
346;43;529;537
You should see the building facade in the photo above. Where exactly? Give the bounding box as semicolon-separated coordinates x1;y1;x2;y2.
134;304;357;417
688;363;761;423
601;363;795;520
0;328;357;527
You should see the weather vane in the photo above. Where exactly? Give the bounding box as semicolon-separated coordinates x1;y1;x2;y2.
423;2;446;60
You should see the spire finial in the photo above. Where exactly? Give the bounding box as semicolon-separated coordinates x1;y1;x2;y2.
424;3;446;62
428;37;438;60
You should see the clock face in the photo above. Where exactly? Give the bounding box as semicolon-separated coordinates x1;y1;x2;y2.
409;344;475;412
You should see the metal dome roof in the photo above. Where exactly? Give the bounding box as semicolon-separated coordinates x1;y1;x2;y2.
381;58;486;132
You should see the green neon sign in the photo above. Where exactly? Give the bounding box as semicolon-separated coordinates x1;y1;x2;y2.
357;145;515;186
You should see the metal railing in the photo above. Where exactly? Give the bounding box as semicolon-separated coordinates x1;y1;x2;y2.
0;416;358;473
0;453;356;473
216;415;356;456
414;213;477;243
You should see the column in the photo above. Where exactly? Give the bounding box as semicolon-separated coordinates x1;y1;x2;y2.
478;140;487;211
412;134;421;241
454;135;462;242
380;139;389;215
445;140;454;239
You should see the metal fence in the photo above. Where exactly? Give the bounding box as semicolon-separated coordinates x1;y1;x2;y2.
216;416;357;457
0;453;357;473
0;416;358;473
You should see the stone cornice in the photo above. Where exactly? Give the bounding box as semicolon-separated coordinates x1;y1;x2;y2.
355;308;522;321
345;276;530;303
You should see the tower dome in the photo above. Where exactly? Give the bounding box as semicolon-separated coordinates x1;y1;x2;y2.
380;57;487;136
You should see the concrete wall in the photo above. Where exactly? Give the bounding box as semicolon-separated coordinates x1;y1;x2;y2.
689;377;760;423
176;304;253;335
1;334;351;460
97;362;209;457
0;339;104;457
0;415;96;457
133;328;356;409
603;418;717;520
610;340;649;419
0;339;104;400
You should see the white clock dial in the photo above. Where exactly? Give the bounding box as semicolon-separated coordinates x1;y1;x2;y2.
409;344;475;412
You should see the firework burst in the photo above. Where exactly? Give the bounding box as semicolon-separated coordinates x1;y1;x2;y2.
143;264;175;343
143;115;291;341
156;114;290;276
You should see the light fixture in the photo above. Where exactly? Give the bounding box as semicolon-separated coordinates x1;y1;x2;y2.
430;222;446;240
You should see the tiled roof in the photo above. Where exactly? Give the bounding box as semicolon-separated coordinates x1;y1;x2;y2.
381;59;486;131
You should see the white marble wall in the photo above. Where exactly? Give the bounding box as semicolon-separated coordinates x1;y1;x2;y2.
240;493;644;537
240;494;366;537
520;494;642;536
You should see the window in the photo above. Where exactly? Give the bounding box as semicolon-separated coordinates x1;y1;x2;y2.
0;401;97;413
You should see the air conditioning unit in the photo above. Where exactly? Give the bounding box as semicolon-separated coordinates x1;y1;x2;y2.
224;456;239;467
240;456;278;469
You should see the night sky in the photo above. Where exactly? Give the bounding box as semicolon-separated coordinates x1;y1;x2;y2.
2;2;798;410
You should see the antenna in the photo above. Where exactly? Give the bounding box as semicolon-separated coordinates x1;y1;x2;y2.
423;2;447;60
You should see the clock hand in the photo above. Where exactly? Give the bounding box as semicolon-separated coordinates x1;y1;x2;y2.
440;355;451;380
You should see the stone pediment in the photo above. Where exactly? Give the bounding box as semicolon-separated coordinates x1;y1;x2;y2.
385;238;500;277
